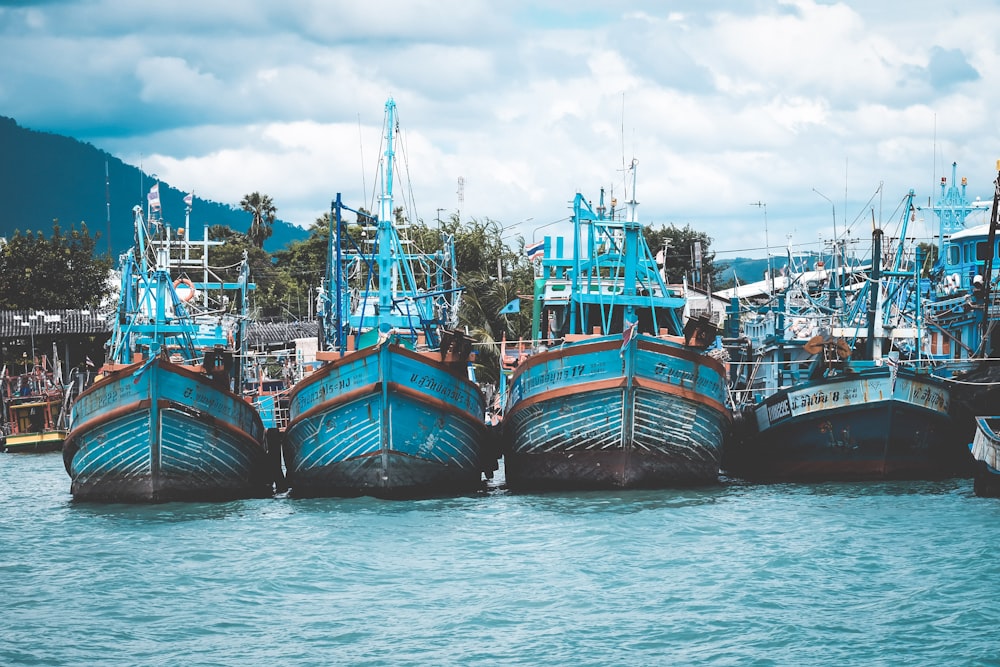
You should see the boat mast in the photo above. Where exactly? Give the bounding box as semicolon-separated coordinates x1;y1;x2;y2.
865;225;884;360
928;162;975;258
622;159;640;329
979;161;1000;347
375;98;397;334
889;190;916;274
330;194;344;355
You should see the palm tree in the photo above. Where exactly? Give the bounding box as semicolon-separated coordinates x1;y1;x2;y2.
240;192;277;249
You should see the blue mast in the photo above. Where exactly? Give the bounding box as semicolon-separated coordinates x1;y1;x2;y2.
376;98;397;333
566;160;683;337
323;97;463;355
926;162;976;256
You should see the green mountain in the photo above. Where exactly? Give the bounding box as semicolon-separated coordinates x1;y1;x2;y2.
717;257;770;285
0;116;308;257
717;251;835;286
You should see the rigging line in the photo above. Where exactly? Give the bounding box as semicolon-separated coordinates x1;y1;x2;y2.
392;109;420;228
841;183;884;240
206;260;245;271
391;109;417;224
370;111;388;214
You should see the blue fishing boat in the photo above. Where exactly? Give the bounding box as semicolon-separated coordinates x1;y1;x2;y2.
499;162;732;489
63;201;269;502
282;98;494;498
918;162;997;365
969;416;1000;497
726;195;957;480
916;162;1000;446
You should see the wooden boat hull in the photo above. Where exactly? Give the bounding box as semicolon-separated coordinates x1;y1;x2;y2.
63;357;269;502
969;416;1000;497
284;343;492;498
502;335;731;489
728;366;958;480
3;429;66;453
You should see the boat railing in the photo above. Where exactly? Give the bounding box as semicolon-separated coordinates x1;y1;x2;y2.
726;353;941;411
726;357;806;409
2;368;64;402
988;291;1000;319
924;292;975;328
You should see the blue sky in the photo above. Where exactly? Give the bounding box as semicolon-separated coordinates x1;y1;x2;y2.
2;0;998;260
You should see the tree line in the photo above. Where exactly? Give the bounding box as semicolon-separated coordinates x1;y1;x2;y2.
0;194;721;378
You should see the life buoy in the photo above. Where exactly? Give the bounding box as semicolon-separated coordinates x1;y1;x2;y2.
173;278;195;302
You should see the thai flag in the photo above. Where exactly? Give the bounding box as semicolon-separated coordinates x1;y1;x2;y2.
525;241;544;261
183;192;193;207
147;183;161;211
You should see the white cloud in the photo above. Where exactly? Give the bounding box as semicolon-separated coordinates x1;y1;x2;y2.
4;0;1000;259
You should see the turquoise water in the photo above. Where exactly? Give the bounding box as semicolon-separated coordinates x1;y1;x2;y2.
3;454;1000;667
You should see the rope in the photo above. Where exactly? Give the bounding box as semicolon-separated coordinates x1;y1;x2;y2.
940;377;1000;387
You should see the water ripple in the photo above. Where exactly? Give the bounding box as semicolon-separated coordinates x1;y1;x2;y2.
2;455;1000;665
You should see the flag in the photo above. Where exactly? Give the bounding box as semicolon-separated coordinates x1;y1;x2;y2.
886;355;898;391
183;192;193;207
525;241;544;262
147;183;161;211
620;320;637;357
498;298;520;315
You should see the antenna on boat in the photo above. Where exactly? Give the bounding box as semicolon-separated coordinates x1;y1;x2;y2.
105;159;112;256
620;91;628;201
626;158;638;223
750;201;772;294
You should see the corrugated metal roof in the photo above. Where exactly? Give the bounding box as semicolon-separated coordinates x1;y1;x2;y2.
0;309;110;338
0;310;319;347
247;321;318;347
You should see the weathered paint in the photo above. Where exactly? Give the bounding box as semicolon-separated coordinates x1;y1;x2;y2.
731;365;958;481
284;343;493;498
63;357;269;502
502;333;731;489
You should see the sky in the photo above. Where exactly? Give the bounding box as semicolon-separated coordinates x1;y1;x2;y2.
2;0;1000;261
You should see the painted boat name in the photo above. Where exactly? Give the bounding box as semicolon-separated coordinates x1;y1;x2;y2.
410;373;479;412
